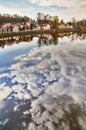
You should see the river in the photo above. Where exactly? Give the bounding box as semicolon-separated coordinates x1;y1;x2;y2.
0;33;86;130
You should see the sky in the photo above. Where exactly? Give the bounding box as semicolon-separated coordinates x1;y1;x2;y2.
0;0;86;22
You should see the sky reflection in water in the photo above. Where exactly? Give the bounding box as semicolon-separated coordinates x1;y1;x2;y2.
0;33;86;130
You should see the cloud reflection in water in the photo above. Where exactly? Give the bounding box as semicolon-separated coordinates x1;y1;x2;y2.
0;40;86;130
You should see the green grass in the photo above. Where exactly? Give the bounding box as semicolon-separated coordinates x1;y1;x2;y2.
0;30;45;38
79;27;86;33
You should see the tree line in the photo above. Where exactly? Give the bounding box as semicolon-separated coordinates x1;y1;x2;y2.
0;14;30;25
67;18;86;28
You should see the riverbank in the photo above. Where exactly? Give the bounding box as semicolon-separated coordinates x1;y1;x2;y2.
79;27;86;33
0;28;75;39
0;28;86;39
0;30;45;39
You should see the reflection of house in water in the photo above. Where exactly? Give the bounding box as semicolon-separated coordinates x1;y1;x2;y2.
0;33;86;48
0;35;33;48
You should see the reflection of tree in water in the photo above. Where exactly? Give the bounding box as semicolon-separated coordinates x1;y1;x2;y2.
0;33;86;48
52;34;58;45
38;34;58;47
0;35;33;48
70;33;86;42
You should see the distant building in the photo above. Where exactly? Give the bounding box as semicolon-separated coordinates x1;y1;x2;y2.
12;25;20;32
0;23;12;32
42;24;51;30
30;21;40;30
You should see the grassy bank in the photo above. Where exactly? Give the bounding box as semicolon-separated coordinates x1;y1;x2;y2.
0;28;85;39
0;30;45;39
79;27;86;33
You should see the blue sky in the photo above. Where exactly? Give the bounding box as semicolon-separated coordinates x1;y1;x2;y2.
0;0;86;21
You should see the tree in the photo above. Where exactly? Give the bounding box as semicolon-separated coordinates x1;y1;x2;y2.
0;13;30;25
71;17;77;28
61;19;64;24
50;16;59;29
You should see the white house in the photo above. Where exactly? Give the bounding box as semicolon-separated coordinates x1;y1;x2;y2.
12;25;20;32
42;24;51;30
0;23;12;32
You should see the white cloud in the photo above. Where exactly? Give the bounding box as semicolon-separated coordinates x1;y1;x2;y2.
0;4;36;18
0;34;86;129
27;0;86;21
29;94;86;130
0;0;86;21
0;119;9;126
0;87;12;101
8;38;86;104
0;35;86;103
60;6;86;21
27;0;86;7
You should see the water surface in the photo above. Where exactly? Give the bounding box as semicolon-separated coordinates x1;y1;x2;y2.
0;33;86;130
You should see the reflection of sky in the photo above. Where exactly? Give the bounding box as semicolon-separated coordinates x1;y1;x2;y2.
58;34;86;44
0;34;86;130
0;34;86;102
0;37;38;67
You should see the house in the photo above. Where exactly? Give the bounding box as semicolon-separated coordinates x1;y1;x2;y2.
12;25;20;32
42;24;51;30
0;23;12;32
30;22;40;30
26;22;30;29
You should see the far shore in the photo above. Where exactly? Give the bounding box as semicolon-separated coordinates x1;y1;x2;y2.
0;28;86;39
